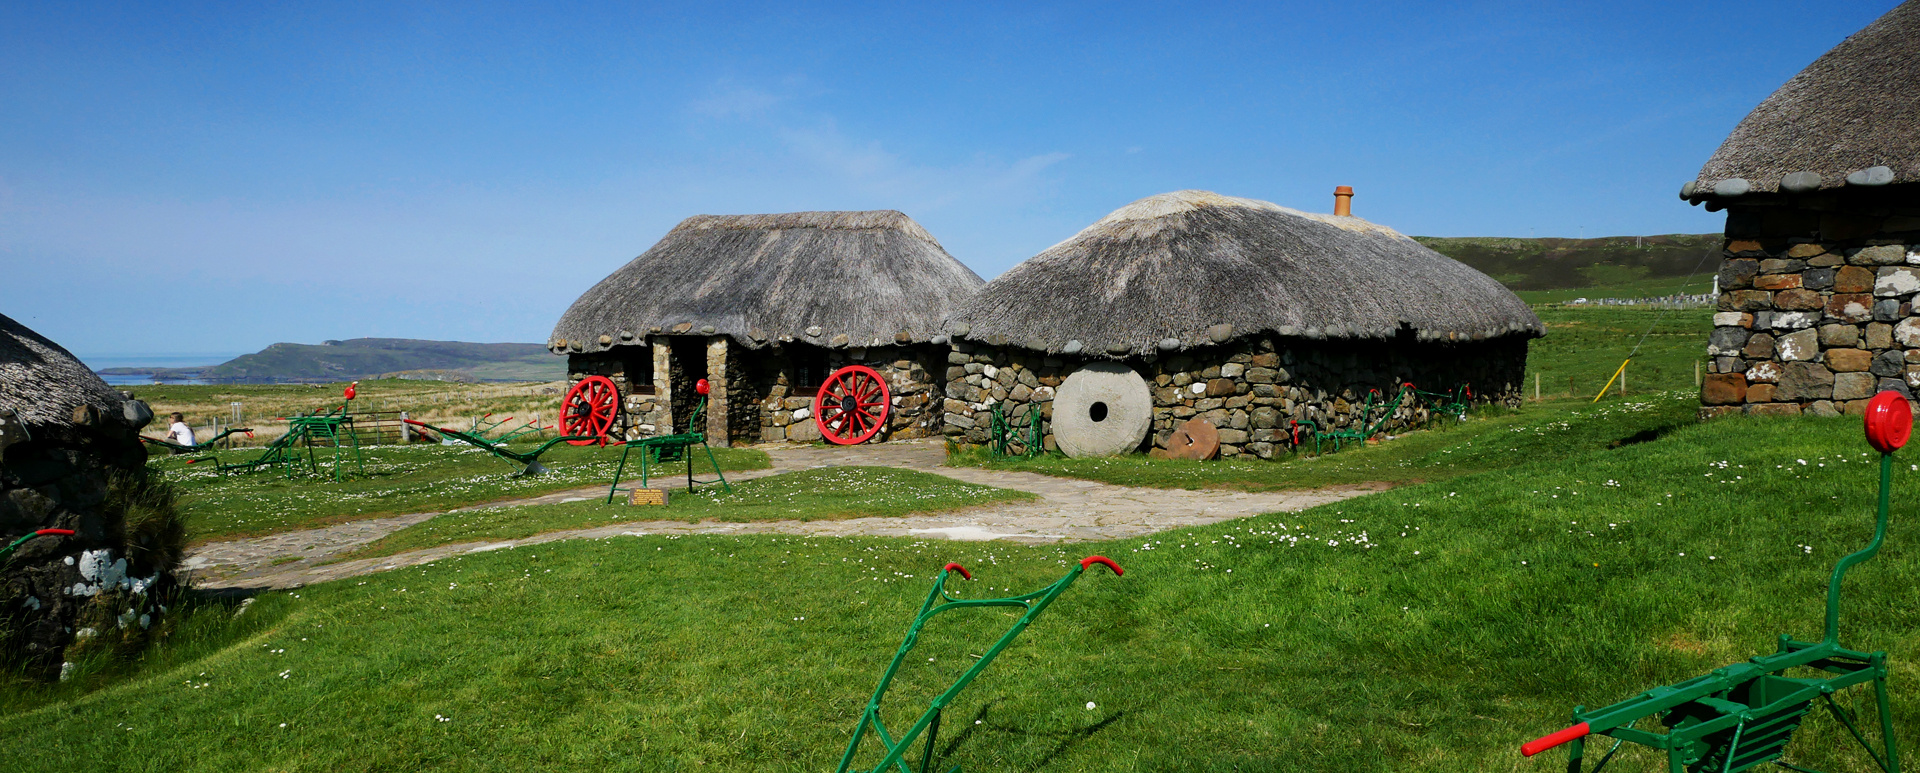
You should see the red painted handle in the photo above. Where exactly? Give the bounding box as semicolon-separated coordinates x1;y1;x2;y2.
942;562;971;580
403;419;430;428
35;529;75;536
1080;556;1123;576
1521;723;1589;757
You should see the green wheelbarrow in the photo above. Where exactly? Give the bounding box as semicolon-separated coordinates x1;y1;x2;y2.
836;555;1124;773
1522;390;1911;773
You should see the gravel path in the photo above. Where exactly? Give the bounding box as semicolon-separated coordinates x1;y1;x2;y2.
186;440;1387;590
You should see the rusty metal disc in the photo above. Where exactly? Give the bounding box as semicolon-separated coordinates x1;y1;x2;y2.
1165;417;1220;460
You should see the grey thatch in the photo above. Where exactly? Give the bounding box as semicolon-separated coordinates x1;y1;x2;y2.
947;191;1543;356
1690;0;1920;198
1;313;128;429
551;210;983;353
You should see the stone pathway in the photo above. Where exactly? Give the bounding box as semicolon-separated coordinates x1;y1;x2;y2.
187;440;1388;590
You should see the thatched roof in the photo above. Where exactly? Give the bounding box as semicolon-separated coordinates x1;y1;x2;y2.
1;313;127;429
1688;0;1920;201
946;191;1543;356
551;210;983;353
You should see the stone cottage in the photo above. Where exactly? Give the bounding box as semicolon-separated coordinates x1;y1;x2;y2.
1;312;175;677
1691;0;1920;417
549;210;983;444
941;190;1543;458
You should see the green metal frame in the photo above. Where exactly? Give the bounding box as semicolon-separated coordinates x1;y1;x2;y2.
1;528;73;564
462;414;549;446
1524;452;1904;773
605;395;730;502
836;555;1124;773
1297;383;1415;455
217;405;364;480
986;403;1044;459
403;419;596;477
1409;384;1474;426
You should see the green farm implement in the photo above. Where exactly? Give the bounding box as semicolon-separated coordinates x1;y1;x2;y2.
1;528;73;563
457;413;551;446
1292;382;1415;454
1410;383;1474;425
836;555;1125;773
987;402;1044;458
402;418;597;477
605;378;729;501
1522;390;1911;773
216;404;365;480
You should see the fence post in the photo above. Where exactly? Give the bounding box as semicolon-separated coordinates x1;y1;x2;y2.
400;411;410;443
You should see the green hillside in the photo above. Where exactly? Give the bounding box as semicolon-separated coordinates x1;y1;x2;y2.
100;338;565;383
1415;233;1722;295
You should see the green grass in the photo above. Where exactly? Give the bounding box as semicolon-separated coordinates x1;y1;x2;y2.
954;393;1695;492
1513;273;1715;304
1524;306;1713;400
338;466;1039;560
160;442;770;544
7;405;1915;771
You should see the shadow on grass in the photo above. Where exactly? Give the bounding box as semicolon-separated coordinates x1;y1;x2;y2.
928;699;1127;771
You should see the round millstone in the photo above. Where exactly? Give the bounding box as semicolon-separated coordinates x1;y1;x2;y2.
1053;362;1153;458
1781;171;1823;192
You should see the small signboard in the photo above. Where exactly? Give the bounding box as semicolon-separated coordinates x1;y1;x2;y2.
627;488;670;506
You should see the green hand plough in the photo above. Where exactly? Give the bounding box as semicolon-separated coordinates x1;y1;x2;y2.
605;379;729;501
1;529;74;563
403;418;597;477
459;413;551;446
1522;390;1911;773
987;402;1044;458
1292;382;1416;454
836;555;1125;773
139;427;255;464
1409;383;1474;426
217;404;365;480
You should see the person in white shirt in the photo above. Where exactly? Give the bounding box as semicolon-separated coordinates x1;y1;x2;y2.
165;412;196;453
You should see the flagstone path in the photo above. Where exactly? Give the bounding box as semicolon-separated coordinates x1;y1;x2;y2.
185;440;1388;590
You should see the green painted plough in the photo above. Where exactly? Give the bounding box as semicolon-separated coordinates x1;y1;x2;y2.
458;413;551;446
605;379;729;501
403;418;596;477
217;404;365;480
1522;390;1910;773
987;402;1044;458
836;555;1125;773
1;528;73;563
1291;382;1415;454
1410;383;1474;425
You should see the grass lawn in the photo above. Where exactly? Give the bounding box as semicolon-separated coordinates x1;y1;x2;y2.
8;402;1916;771
1525;306;1713;400
337;466;1039;560
159;441;770;544
953;392;1697;492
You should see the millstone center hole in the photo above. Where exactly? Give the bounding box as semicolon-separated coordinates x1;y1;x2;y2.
1089;401;1109;422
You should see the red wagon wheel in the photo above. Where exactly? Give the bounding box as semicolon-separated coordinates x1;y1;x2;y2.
814;365;891;445
560;375;619;446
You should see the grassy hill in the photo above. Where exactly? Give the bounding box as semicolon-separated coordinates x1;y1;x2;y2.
1415;233;1722;299
100;338;565;383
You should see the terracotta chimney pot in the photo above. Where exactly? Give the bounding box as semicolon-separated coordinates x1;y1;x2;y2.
1333;186;1354;217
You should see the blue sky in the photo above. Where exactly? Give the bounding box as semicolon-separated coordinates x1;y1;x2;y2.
0;1;1900;363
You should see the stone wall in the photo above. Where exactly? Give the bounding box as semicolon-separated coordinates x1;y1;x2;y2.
754;344;944;443
571;341;945;445
1;397;177;678
941;335;1527;458
1701;190;1920;418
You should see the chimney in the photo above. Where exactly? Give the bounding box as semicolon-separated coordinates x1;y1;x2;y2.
1333;186;1353;217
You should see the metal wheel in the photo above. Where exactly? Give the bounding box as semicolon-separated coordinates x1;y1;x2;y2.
814;365;891;445
560;375;619;446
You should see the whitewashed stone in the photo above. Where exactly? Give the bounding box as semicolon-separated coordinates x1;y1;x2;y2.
1772;312;1818;330
1776;329;1818;362
1895;319;1920;348
1747;361;1782;383
1874;267;1920;297
1712;312;1747;327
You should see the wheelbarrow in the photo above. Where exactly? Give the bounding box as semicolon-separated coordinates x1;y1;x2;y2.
1521;390;1910;773
836;555;1125;773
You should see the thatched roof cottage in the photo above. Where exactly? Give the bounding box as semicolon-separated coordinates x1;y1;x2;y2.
1;313;177;677
942;190;1542;458
1690;0;1920;417
551;210;983;443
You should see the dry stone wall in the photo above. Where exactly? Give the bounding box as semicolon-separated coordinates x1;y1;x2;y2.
754;344;943;443
942;336;1526;458
1701;193;1920;418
